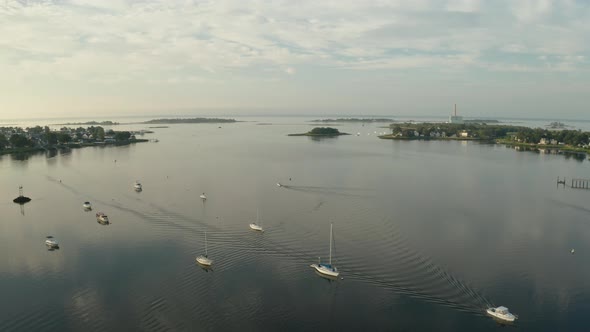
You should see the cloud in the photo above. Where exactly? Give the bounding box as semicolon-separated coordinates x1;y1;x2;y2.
0;0;589;116
1;0;588;82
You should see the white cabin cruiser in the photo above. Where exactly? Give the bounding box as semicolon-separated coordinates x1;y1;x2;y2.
83;201;92;210
200;193;207;200
134;181;142;191
486;306;517;322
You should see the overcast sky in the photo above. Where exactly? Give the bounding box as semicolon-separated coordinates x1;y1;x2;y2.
1;0;589;119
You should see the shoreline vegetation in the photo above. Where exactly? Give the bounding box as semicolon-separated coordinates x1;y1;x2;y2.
311;118;394;123
0;125;149;157
289;127;350;137
379;122;590;155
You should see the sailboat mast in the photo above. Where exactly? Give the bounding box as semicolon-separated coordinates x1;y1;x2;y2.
205;231;208;256
329;223;333;265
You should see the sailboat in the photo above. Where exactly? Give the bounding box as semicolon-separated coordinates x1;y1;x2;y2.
249;208;264;232
310;223;339;278
196;231;213;266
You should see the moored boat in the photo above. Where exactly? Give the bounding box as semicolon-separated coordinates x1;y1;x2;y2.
310;223;340;278
45;237;59;248
196;230;213;266
83;201;92;210
96;212;109;224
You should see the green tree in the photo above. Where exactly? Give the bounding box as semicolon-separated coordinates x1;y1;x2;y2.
46;132;58;145
57;133;72;143
0;133;7;149
114;131;131;141
9;134;32;148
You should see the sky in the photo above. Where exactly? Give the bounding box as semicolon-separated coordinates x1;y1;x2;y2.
0;0;589;119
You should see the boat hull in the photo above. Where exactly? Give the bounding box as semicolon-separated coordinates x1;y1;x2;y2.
486;309;516;322
45;240;59;248
310;264;339;277
196;256;213;266
249;223;263;232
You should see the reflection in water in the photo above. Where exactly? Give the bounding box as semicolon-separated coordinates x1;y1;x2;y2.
0;119;589;331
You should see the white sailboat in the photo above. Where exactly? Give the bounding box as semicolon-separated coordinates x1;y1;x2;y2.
310;223;339;278
196;231;213;266
249;208;264;232
200;193;207;200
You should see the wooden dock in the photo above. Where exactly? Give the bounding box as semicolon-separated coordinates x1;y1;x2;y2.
558;177;590;189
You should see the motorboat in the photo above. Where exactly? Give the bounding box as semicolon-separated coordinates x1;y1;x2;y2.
134;181;142;191
96;212;109;224
486;306;517;322
45;237;59;248
277;183;282;187
200;193;207;200
196;231;213;266
83;201;92;210
310;223;340;278
249;209;264;232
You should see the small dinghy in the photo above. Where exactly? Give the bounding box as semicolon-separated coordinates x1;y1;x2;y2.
486;306;517;322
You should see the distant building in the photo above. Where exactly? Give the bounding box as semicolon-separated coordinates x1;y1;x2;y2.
449;104;464;124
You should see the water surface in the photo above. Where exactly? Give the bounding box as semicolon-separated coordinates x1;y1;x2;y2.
1;117;589;331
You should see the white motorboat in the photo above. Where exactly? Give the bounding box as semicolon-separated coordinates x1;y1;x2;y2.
200;193;207;200
45;237;59;248
196;231;213;266
83;201;92;210
486;306;517;322
134;181;142;191
96;212;109;224
277;183;282;187
310;223;340;278
249;208;264;232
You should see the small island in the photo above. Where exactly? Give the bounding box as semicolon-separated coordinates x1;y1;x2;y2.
142;118;237;124
57;120;120;125
288;127;350;137
311;118;394;123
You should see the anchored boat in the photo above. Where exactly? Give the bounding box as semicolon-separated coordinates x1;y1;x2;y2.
310;223;339;278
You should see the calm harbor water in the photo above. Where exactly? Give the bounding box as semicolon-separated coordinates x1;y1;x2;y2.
1;117;589;331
